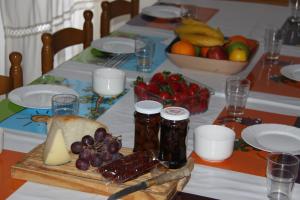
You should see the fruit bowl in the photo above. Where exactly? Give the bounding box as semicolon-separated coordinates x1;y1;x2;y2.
166;37;258;75
133;71;213;114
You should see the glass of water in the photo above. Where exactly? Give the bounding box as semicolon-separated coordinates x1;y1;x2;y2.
225;76;251;117
135;36;155;72
267;152;299;200
52;94;79;116
264;27;284;62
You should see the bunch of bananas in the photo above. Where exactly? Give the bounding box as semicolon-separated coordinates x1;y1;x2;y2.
175;18;225;47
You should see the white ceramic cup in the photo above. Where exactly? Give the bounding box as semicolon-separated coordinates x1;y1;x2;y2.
93;68;126;97
194;125;236;162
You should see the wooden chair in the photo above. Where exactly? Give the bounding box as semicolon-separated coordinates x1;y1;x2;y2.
101;0;139;37
0;52;23;95
41;10;93;74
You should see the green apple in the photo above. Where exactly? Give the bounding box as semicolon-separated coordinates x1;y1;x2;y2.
226;41;250;56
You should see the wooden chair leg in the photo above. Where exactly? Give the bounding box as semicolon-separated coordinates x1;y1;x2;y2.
41;33;54;74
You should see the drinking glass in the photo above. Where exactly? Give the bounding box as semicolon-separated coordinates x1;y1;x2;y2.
225;77;250;116
52;94;79;116
290;0;300;20
135;37;155;72
266;152;299;200
264;27;284;62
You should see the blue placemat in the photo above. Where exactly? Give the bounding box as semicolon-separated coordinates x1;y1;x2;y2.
0;75;128;136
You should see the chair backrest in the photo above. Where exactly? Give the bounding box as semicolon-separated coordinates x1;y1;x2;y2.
0;52;23;95
101;0;139;37
41;10;93;74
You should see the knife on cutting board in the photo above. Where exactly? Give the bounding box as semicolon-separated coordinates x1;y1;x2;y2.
294;117;300;128
107;158;194;200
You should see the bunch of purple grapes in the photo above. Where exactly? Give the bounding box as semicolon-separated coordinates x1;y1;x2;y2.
71;127;123;171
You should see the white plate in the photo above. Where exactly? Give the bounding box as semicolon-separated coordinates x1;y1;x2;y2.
141;5;185;19
91;37;135;54
8;84;79;109
241;124;300;155
280;64;300;81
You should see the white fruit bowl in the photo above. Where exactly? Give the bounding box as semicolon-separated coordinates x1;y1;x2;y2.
166;37;258;75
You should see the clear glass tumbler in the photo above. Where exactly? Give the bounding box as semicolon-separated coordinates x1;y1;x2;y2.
52;94;79;116
225;77;251;116
264;27;284;62
266;152;299;200
135;37;155;72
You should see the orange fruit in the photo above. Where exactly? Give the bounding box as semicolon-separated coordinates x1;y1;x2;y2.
170;40;196;56
228;35;249;46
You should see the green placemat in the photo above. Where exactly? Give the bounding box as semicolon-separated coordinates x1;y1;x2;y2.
0;99;24;122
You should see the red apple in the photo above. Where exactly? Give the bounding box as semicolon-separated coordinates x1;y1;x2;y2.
207;46;228;60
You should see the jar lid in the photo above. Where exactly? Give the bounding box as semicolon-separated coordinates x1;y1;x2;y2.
135;100;163;115
160;107;190;121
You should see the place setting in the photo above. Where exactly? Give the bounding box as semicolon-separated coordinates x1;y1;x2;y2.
247;24;300;98
127;2;219;30
72;32;167;75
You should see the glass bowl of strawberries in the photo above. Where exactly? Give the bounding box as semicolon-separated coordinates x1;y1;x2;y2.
133;71;212;114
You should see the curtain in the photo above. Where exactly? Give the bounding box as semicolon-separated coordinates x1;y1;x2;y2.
0;6;4;75
0;0;157;84
0;0;101;84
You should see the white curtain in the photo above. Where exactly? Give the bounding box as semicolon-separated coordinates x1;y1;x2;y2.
0;0;101;84
0;5;4;75
0;0;157;84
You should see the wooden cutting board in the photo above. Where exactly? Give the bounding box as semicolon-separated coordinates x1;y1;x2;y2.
11;144;189;200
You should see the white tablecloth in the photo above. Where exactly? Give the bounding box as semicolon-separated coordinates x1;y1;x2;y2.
6;0;300;200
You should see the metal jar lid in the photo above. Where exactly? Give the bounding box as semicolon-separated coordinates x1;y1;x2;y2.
160;107;190;121
135;100;163;115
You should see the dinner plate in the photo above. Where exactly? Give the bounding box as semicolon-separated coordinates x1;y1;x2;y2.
280;64;300;81
141;5;185;19
241;124;300;154
8;84;79;109
91;37;135;54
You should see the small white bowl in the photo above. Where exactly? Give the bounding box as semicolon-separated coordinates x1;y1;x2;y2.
93;68;125;97
194;125;236;162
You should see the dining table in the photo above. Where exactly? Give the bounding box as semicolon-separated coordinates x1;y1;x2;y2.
1;0;300;200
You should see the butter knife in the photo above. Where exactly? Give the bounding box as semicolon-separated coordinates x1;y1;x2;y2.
107;158;194;200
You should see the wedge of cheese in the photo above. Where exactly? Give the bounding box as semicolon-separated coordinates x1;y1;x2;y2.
43;115;107;165
43;124;71;165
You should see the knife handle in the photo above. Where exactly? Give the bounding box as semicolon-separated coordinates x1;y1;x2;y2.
146;158;194;187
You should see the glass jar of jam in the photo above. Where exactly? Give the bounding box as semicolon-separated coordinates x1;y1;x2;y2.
159;107;190;169
134;100;163;153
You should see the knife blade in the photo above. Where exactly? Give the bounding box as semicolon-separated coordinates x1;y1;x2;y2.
107;158;194;200
107;182;147;200
294;117;300;128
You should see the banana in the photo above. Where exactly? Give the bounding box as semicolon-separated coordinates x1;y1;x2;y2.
181;17;206;26
178;33;225;47
175;24;224;40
